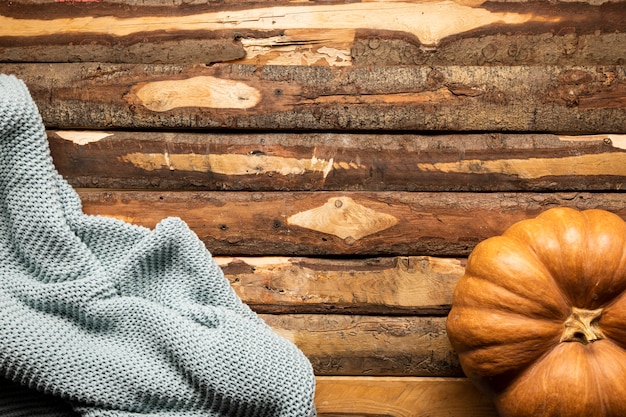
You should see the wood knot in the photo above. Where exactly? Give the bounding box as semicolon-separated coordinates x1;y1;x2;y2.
559;69;593;85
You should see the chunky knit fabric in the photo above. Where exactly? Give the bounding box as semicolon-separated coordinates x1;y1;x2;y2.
0;74;316;416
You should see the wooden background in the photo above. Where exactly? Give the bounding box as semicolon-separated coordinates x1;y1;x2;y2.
1;0;625;415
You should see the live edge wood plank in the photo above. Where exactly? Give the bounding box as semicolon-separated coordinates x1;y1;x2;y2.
315;377;497;417
2;63;625;132
1;0;623;67
49;131;626;192
79;190;626;257
218;256;464;315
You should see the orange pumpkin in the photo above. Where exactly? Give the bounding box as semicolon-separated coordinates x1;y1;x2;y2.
446;207;626;417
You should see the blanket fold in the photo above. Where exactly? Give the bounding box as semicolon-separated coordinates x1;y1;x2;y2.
0;74;316;417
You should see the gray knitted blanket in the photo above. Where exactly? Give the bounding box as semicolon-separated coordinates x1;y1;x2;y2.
0;74;316;416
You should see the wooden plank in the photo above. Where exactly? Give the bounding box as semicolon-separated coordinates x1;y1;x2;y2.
263;314;460;376
2;63;625;132
218;256;464;315
78;190;626;256
315;376;497;417
1;1;623;66
49;130;626;191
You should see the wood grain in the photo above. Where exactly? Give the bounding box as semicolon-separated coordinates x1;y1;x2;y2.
78;190;626;256
262;314;461;376
1;1;623;67
1;0;624;413
49;130;626;191
2;63;624;132
218;256;464;315
315;376;498;417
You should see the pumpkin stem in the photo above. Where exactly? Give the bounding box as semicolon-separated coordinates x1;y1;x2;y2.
560;307;605;344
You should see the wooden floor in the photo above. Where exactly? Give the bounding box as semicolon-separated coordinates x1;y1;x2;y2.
1;0;625;415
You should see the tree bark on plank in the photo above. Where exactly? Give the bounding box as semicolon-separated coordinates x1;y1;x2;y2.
1;1;623;67
2;63;624;132
49;130;626;191
78;190;626;256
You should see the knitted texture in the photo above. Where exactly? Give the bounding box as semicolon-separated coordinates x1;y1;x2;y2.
0;74;316;417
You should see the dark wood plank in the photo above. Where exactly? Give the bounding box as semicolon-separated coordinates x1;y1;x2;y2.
1;1;623;66
49;130;626;191
78;190;626;256
2;63;625;132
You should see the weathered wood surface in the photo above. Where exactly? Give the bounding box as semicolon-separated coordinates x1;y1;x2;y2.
315;376;497;417
1;1;623;67
79;190;626;256
226;256;464;376
2;63;625;132
262;314;460;376
2;0;623;414
222;256;465;375
218;256;464;315
49;130;626;191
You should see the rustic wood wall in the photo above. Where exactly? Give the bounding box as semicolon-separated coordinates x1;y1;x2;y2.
1;0;625;415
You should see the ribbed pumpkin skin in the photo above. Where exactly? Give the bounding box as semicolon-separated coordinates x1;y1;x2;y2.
446;207;626;417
